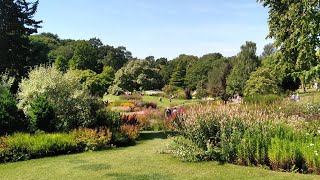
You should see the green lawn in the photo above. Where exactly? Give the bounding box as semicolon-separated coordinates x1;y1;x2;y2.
0;132;318;180
104;94;193;108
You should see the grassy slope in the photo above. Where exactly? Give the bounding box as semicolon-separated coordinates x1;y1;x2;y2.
0;132;318;180
104;94;191;108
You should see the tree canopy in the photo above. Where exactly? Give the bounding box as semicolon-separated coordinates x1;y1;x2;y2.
0;0;42;76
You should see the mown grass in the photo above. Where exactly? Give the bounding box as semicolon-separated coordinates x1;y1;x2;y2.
0;132;318;180
104;94;191;108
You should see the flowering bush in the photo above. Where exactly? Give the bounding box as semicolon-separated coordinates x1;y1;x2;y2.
70;128;112;151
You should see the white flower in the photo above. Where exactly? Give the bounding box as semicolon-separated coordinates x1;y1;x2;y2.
316;153;319;156
318;130;320;134
310;143;315;146
306;133;310;136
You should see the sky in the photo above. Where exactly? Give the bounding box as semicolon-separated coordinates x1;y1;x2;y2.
34;0;272;59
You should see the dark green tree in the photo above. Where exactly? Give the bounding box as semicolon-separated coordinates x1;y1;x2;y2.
170;63;186;88
0;0;42;77
207;58;232;98
69;40;100;72
54;55;69;72
100;46;132;70
185;53;223;89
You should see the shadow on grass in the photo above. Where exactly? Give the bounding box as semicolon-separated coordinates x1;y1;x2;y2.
139;131;177;141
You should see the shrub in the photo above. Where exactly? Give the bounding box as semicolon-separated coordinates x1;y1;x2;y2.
0;132;77;163
17;66;95;132
0;128;115;163
0;86;25;135
90;110;121;130
70;128;112;151
27;95;56;132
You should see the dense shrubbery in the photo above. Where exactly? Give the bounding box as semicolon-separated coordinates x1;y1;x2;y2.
0;124;140;163
17;66;95;132
0;87;25;135
27;95;56;132
0;132;77;163
243;94;283;105
171;104;320;174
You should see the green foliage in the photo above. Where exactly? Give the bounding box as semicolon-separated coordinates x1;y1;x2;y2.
258;0;320;87
0;132;77;163
244;67;280;96
170;63;186;88
226;41;260;96
0;128;115;163
69;40;100;72
207;58;232;98
17;66;95;132
75;67;114;97
27;95;56;132
99;46;132;71
90;110;122;130
54;55;69;72
0;87;24;135
0;0;42;77
185;53;223;89
109;60;161;93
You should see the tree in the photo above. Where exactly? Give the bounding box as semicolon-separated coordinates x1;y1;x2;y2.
109;60;161;94
258;0;320;91
0;0;42;76
29;33;61;64
75;66;115;97
0;73;25;135
226;41;260;96
244;67;280;96
168;54;198;88
69;40;100;72
260;43;276;59
170;63;186;88
207;58;232;98
100;46;132;70
54;55;69;72
185;53;223;90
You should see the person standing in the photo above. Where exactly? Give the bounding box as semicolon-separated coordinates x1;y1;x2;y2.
295;93;300;102
165;107;172;119
291;94;295;102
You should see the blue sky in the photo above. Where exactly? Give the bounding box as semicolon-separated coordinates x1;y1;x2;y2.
35;0;272;59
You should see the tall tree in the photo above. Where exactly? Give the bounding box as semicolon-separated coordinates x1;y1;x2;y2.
100;46;132;70
260;43;276;59
0;0;42;76
258;0;320;91
226;41;259;96
69;40;100;72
